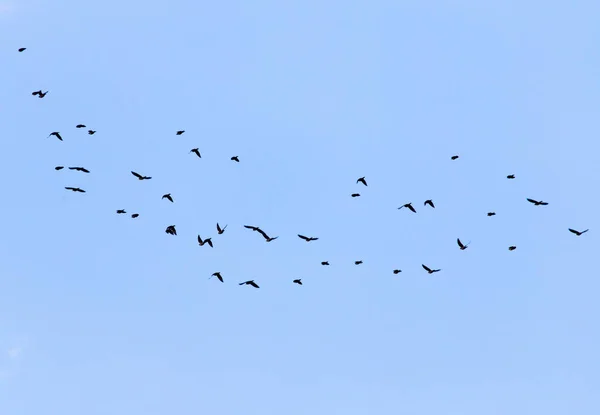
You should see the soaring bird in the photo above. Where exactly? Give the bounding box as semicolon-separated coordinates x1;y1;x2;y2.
351;193;360;197
48;132;63;141
211;272;224;283
165;225;177;235
131;171;152;180
55;166;64;171
487;212;496;217
508;246;517;251
321;261;330;266
293;279;302;285
357;177;367;186
116;209;126;214
18;47;26;52
424;199;435;208
393;269;402;274
244;225;278;242
298;234;318;242
197;235;213;247
37;90;48;98
451;155;459;160
76;124;86;128
527;198;548;206
176;130;185;135
569;228;589;236
507;174;515;179
422;264;441;274
217;223;227;234
239;280;259;288
231;156;240;162
88;130;96;135
189;148;201;158
457;238;470;250
69;166;90;173
65;187;85;193
162;193;174;203
131;213;139;218
398;203;416;213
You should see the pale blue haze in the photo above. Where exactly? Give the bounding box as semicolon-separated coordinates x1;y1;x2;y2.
1;1;599;414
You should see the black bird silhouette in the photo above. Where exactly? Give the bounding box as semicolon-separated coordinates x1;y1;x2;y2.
131;171;152;180
351;193;361;197
48;132;62;141
487;212;496;217
244;225;278;242
424;199;435;208
398;203;416;213
131;213;139;218
508;246;516;251
357;177;367;186
18;47;26;52
422;264;441;274
162;193;174;203
451;155;459;160
116;209;126;214
527;198;548;206
176;130;185;135
507;174;515;179
37;90;48;98
321;261;330;265
197;235;213;248
211;272;224;283
239;280;259;288
293;279;302;285
76;124;86;128
231;156;240;162
355;260;363;265
217;223;227;234
65;187;85;193
88;130;96;135
393;269;402;274
55;166;64;170
189;148;201;158
165;225;177;235
569;228;589;236
457;238;470;250
298;234;318;242
69;166;90;173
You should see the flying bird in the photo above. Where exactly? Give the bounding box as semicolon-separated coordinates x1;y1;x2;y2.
189;148;201;158
88;130;96;135
68;167;90;173
487;212;496;217
217;223;227;234
162;193;174;203
48;132;63;141
197;235;213;248
457;238;470;250
568;228;589;236
116;209;126;214
131;213;139;218
508;246;516;251
293;279;302;285
176;130;185;135
211;272;224;283
244;225;278;242
18;47;26;52
422;264;441;274
37;90;48;98
356;177;367;186
239;280;259;288
393;269;402;274
321;261;330;266
165;225;177;235
398;203;416;213
451;155;459;160
351;193;361;197
55;166;64;171
424;199;435;208
355;260;363;265
76;124;86;128
231;156;240;162
507;174;515;179
131;171;152;180
298;234;318;242
65;187;85;193
527;198;548;206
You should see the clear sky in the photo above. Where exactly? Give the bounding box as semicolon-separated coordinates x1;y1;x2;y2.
1;1;599;414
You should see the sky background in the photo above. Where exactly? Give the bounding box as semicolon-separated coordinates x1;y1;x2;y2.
1;0;599;414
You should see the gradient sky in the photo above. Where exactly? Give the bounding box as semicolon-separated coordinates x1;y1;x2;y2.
1;1;599;414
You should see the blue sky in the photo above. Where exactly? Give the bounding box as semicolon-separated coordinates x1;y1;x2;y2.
1;0;599;413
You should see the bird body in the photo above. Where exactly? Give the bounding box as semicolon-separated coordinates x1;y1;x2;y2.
527;198;548;206
451;155;459;160
65;187;85;193
131;213;139;218
424;199;435;208
507;174;515;179
190;148;201;158
569;228;589;236
197;235;213;247
231;156;239;162
176;130;185;135
48;132;63;141
508;246;516;251
393;269;402;274
399;203;416;213
351;193;360;197
357;177;367;186
211;272;224;283
162;193;174;203
422;264;441;274
293;279;302;285
487;212;496;217
18;47;26;52
116;209;126;214
131;171;152;180
457;238;470;250
355;260;363;265
76;124;86;128
298;234;318;242
165;225;177;235
217;223;227;234
321;261;330;265
55;166;64;170
88;130;96;135
239;280;259;288
69;166;90;173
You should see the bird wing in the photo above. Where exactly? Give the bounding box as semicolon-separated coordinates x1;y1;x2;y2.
311;237;319;241
568;228;578;234
131;171;142;179
256;228;270;239
249;281;259;288
197;235;202;244
422;264;431;272
239;281;246;285
408;205;416;213
81;168;90;173
217;275;223;282
457;238;464;248
581;229;589;234
207;240;213;247
216;223;222;232
65;187;74;190
244;225;256;230
298;234;308;240
526;198;538;204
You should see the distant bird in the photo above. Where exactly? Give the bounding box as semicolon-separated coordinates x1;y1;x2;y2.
398;203;416;213
239;280;259;288
231;156;240;162
131;171;152;180
351;193;361;197
321;261;330;266
55;166;64;171
211;272;224;283
355;260;363;265
393;269;402;274
48;132;63;141
217;223;227;234
88;130;96;135
18;47;26;52
424;199;435;208
244;225;278;242
507;174;515;179
131;213;139;218
76;124;86;128
422;264;441;274
176;130;185;135
457;238;470;250
65;187;85;193
569;228;589;236
508;246;516;251
32;90;48;98
116;209;126;214
487;212;496;217
68;166;90;173
451;155;459;160
189;148;201;158
293;279;302;285
162;193;174;203
527;198;548;206
197;235;213;248
357;177;367;186
165;225;177;235
298;234;318;242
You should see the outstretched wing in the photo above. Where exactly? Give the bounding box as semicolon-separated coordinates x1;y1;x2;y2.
298;234;309;241
256;228;270;239
457;238;464;249
408;204;416;213
249;281;260;288
422;264;432;272
131;171;142;179
526;198;538;204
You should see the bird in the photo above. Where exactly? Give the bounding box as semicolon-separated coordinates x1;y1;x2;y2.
18;47;26;52
244;225;278;242
197;235;213;248
457;238;470;250
487;212;496;217
162;193;174;203
321;261;330;266
55;166;64;170
165;225;177;235
424;199;435;208
357;177;367;186
131;171;152;180
116;209;126;214
298;234;318;242
131;214;139;218
451;155;459;160
507;174;515;179
568;228;589;236
351;193;361;197
76;124;86;128
239;280;259;288
189;148;201;158
48;132;63;141
293;279;302;285
37;90;48;98
217;223;227;234
398;203;416;213
527;198;548;206
422;264;441;274
508;246;517;251
393;269;402;274
211;272;224;283
355;260;363;265
65;187;85;193
68;166;90;173
231;156;240;162
176;130;185;135
88;130;96;135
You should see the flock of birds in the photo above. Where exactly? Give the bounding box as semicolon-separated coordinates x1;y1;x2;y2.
17;46;591;288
